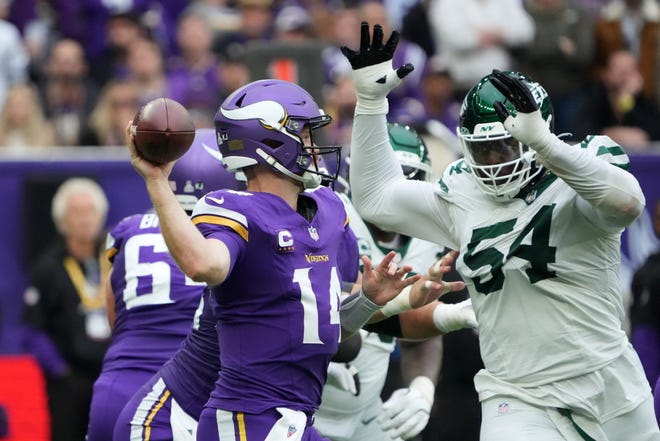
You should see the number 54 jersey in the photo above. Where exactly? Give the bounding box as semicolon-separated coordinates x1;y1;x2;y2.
431;136;634;388
192;186;360;416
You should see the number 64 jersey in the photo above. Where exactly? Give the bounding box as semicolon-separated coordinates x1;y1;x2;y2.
191;186;359;416
416;136;647;407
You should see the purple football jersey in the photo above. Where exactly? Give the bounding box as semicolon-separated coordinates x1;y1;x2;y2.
103;212;205;373
191;186;359;415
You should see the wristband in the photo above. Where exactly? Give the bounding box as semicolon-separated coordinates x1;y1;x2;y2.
380;285;412;317
340;290;381;335
409;376;435;405
432;299;476;333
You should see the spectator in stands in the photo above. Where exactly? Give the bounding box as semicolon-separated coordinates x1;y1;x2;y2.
323;72;356;160
34;38;99;146
0;83;56;149
81;79;140;147
90;11;150;88
216;46;251;99
274;4;318;42
0;0;28;112
400;0;435;57
422;56;461;134
420;56;464;173
630;198;660;393
515;0;595;136
124;37;170;106
168;11;223;128
321;4;362;85
573;49;660;150
594;0;660;105
76;2;183;72
213;0;275;59
21;177;111;441
184;0;242;49
427;0;535;98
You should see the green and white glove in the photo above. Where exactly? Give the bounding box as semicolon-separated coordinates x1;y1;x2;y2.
340;22;414;115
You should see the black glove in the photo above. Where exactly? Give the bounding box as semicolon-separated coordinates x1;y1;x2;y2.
488;69;553;150
339;21;414;114
340;22;414;79
490;69;538;120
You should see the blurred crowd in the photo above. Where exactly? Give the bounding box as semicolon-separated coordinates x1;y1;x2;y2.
1;0;660;155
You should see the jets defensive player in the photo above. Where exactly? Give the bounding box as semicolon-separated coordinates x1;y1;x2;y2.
315;123;475;441
87;129;241;441
343;22;659;441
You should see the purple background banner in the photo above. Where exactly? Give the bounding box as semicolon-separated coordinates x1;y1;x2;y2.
0;152;658;354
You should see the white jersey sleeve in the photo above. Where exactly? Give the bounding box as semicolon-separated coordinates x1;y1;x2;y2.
534;134;645;231
349;114;458;249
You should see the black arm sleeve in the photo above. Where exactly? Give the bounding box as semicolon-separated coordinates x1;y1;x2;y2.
362;315;403;338
331;331;362;362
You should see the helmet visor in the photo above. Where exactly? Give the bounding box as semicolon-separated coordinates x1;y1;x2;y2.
466;137;520;166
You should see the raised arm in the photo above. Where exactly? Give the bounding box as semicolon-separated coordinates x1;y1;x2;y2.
490;69;645;231
342;23;452;243
125;123;231;285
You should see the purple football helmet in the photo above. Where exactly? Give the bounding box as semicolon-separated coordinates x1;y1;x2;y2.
169;128;244;212
214;79;341;189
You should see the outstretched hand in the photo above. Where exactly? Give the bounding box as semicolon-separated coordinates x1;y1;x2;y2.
408;250;466;309
361;251;421;306
340;22;413;78
339;22;414;114
489;69;553;150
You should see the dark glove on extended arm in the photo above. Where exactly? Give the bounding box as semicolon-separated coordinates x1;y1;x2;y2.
339;21;414;114
340;22;414;78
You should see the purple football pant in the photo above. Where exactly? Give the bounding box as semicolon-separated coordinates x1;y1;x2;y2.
196;406;330;441
114;375;198;441
87;370;155;441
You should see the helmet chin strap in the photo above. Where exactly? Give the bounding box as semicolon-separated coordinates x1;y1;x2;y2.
256;148;322;189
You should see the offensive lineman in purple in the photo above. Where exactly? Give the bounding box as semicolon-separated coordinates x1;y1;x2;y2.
88;129;241;441
86;212;204;441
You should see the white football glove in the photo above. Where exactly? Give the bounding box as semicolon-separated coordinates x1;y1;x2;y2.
340;22;414;115
379;376;434;439
325;362;360;396
433;299;478;334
